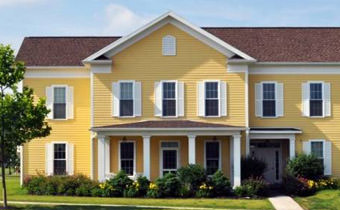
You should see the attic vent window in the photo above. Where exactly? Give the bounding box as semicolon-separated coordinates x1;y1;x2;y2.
162;35;176;56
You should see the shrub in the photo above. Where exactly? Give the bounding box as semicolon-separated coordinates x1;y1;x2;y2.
241;156;266;180
177;164;206;193
124;176;150;197
286;154;323;180
104;171;133;197
316;178;339;190
283;175;316;196
154;173;182;197
234;177;268;197
196;183;214;198
146;182;160;198
24;174;47;195
210;170;232;197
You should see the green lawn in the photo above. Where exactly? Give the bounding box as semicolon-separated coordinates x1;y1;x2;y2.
0;176;274;209
295;189;340;210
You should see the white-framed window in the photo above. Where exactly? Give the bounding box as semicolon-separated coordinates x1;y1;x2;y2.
205;81;219;116
255;81;283;118
303;139;332;175
302;81;331;117
53;143;67;175
162;35;176;56
119;141;136;176
160;141;180;176
45;142;74;176
46;85;74;120
112;80;142;117
204;141;221;175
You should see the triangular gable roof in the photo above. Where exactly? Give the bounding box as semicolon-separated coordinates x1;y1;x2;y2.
83;12;256;63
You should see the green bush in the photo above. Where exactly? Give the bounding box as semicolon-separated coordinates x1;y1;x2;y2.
196;183;214;198
316;178;340;190
124;176;150;197
283;175;316;196
234;177;268;197
146;182;159;198
177;164;206;193
24;174;47;195
154;173;182;197
241;156;266;180
210;170;232;197
104;171;133;197
286;154;324;180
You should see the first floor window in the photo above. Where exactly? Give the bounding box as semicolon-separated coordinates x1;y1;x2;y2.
311;141;324;166
205;82;219;116
162;82;176;116
262;83;276;117
120;142;134;175
53;87;66;119
310;83;323;117
205;141;220;175
161;142;179;175
120;82;134;117
54;143;66;175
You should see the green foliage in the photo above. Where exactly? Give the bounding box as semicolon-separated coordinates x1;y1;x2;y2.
104;171;133;197
210;170;232;197
241;156;266;180
196;183;214;198
146;182;159;198
316;178;339;190
234;177;268;197
286;154;324;180
154;173;182;197
177;164;206;193
124;176;150;197
283;175;317;196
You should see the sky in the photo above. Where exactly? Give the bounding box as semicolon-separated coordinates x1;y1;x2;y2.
1;0;340;52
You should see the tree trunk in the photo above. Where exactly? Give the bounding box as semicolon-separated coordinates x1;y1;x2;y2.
1;145;7;208
8;166;11;175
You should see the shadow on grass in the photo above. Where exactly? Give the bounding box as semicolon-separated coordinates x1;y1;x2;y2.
8;205;169;210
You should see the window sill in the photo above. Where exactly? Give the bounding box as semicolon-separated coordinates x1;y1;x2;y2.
113;116;137;119
49;118;69;121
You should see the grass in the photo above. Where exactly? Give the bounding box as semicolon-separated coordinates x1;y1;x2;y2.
0;176;274;209
0;205;176;210
295;189;340;210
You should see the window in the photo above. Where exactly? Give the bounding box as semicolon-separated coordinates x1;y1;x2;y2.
205;82;219;116
262;83;276;117
54;143;66;175
53;87;66;119
162;82;176;116
205;142;220;175
161;141;179;175
120;142;135;175
310;83;323;117
162;35;176;56
120;82;134;117
311;141;324;165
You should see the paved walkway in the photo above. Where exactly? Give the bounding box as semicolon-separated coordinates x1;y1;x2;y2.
269;196;304;210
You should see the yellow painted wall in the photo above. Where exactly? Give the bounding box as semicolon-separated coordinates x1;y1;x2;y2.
93;23;246;127
249;74;340;176
23;78;91;177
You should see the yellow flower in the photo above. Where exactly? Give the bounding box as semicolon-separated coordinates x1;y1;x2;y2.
208;186;213;190
149;183;158;190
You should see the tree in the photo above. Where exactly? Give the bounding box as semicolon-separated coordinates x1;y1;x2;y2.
0;44;51;208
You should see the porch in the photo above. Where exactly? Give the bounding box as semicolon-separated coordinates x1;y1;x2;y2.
91;120;245;187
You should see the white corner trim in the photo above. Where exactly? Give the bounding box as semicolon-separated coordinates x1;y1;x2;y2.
25;70;90;78
250;63;340;74
20;145;24;186
83;11;255;62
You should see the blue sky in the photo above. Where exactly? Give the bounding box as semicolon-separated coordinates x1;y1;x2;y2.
1;0;340;52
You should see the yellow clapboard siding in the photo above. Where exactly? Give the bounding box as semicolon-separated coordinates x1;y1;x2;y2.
249;74;340;176
23;78;91;177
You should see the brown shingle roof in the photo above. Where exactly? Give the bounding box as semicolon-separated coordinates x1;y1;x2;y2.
92;120;240;129
16;27;340;66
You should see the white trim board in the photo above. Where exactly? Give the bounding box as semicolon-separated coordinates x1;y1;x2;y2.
249;64;340;74
25;70;90;78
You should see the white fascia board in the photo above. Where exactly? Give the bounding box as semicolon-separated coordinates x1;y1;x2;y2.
91;126;245;132
83;11;256;62
25;69;90;78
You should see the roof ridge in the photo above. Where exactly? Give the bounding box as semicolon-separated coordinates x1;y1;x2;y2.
25;36;122;39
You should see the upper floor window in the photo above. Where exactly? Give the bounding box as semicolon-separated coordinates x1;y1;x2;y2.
205;82;219;116
302;82;331;117
205;141;221;175
162;82;176;116
46;85;74;120
53;87;66;119
255;82;283;118
120;82;134;117
162;35;176;56
310;83;323;117
119;141;135;176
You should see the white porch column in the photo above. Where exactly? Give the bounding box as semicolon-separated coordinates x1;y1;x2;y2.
98;135;110;182
188;135;196;164
232;134;241;188
289;136;296;160
143;135;151;180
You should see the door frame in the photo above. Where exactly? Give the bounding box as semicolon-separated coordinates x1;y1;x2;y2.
159;140;180;177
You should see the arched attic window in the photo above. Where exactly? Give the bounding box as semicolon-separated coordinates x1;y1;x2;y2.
162;35;176;56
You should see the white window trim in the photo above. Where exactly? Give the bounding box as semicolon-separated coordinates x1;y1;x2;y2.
118;140;136;178
160;80;178;118
260;81;279;118
310;139;325;160
203;80;221;117
307;81;325;118
204;140;222;175
51;85;68;121
51;141;68;175
159;140;180;177
118;80;136;118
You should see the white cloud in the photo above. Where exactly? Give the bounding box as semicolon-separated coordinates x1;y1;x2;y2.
0;0;43;7
103;4;153;36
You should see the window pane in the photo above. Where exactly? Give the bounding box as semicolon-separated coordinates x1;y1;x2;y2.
163;82;175;99
310;83;322;100
205;99;218;116
311;142;323;159
206;142;220;175
121;160;134;175
54;144;66;159
120;100;133;116
53;104;66;119
120;83;133;99
310;100;323;116
206;160;219;175
120;143;134;159
53;143;66;175
163;150;177;169
162;99;176;116
54;160;66;175
263;100;276;117
263;83;275;100
54;87;66;103
205;82;218;99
